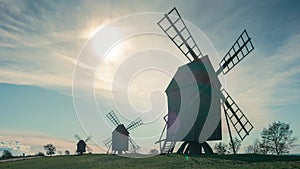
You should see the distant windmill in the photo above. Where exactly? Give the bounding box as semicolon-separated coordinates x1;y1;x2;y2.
74;134;92;154
103;111;143;154
155;7;254;154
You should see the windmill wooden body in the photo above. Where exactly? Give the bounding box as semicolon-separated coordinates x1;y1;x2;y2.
77;140;86;154
155;7;254;154
112;124;129;152
104;111;143;154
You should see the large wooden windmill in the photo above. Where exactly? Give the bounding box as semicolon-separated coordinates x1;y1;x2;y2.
155;7;254;154
103;111;143;154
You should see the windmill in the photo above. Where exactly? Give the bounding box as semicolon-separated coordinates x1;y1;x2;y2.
74;134;93;154
103;111;143;154
155;7;254;154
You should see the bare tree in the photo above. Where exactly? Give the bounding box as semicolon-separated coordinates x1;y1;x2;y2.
245;139;262;154
214;142;228;155
43;144;56;156
228;137;241;154
261;121;297;155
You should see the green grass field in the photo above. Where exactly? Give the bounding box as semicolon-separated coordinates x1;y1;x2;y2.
1;154;299;169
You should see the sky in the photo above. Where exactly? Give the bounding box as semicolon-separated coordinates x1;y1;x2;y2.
0;0;300;156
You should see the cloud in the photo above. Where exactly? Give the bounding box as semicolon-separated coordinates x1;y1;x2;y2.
0;140;31;155
0;1;179;94
0;1;116;94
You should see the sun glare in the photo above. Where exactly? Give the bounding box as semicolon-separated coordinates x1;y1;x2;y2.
81;18;112;39
89;22;133;91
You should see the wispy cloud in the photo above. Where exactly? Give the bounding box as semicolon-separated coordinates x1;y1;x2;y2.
0;1;117;93
224;33;300;132
0;140;31;155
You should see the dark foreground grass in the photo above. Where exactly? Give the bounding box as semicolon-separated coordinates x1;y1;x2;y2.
0;154;299;169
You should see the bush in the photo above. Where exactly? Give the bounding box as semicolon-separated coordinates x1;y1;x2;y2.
35;152;45;156
149;149;159;154
2;150;13;159
65;150;70;155
214;142;228;155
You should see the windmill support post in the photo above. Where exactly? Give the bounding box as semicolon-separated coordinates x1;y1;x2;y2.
177;141;213;155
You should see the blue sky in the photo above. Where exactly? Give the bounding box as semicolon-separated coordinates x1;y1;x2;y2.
0;0;300;155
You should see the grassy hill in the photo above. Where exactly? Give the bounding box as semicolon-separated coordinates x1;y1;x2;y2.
0;154;299;169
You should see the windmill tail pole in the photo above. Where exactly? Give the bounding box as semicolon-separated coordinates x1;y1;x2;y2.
106;145;111;154
224;109;236;154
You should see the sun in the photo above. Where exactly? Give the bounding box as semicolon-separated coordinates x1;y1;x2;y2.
86;21;133;91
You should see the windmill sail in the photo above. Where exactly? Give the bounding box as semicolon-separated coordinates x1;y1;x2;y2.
103;137;112;147
221;89;253;140
157;7;203;61
74;134;82;140
126;117;143;131
128;137;139;152
106;111;121;126
217;30;254;75
86;145;93;153
85;136;92;142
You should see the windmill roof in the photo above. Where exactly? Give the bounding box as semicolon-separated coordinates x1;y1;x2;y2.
113;124;129;135
166;55;221;92
77;140;86;145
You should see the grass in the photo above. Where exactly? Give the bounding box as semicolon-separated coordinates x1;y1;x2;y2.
0;154;299;169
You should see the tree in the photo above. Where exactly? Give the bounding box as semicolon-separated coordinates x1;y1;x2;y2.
43;144;56;156
214;142;228;155
149;148;159;154
245;139;262;154
65;150;70;155
2;150;13;159
259;137;271;154
260;121;297;155
228;137;241;154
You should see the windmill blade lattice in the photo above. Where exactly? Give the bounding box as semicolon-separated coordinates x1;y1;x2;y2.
221;89;254;140
74;134;82;140
103;137;112;147
86;145;93;153
106;111;121;126
217;29;254;75
85;136;92;142
128;137;139;152
126;117;143;131
157;7;203;61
